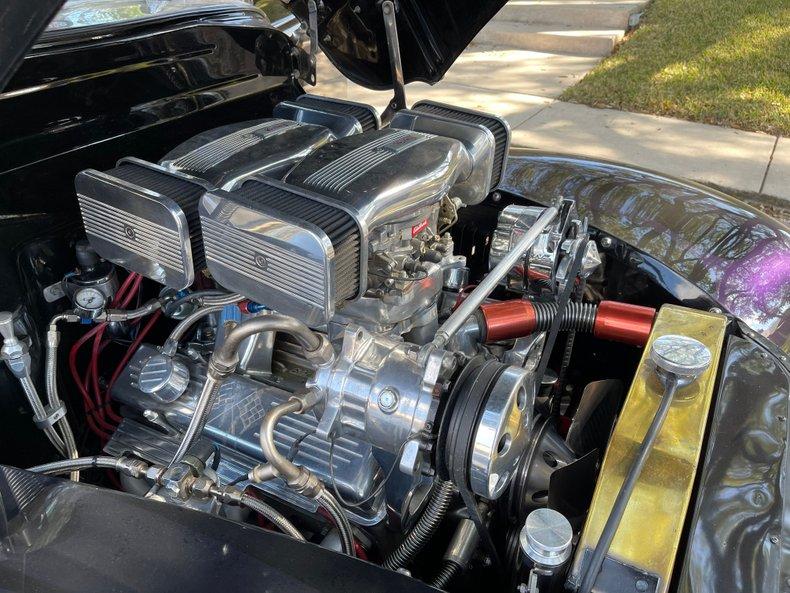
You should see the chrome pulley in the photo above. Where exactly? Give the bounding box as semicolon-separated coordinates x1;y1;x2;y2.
438;356;536;500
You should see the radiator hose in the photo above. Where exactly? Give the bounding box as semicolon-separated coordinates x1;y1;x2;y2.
477;299;656;347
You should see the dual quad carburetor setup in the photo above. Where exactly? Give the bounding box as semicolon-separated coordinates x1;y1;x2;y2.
4;90;728;593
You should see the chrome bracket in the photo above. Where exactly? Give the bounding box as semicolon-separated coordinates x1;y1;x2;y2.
305;0;318;85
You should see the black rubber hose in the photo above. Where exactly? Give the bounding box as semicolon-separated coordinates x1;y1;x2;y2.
430;560;462;590
383;479;456;570
531;301;597;333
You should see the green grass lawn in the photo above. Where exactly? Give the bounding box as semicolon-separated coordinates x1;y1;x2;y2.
560;0;790;136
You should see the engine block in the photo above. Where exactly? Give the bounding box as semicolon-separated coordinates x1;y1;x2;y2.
108;345;387;525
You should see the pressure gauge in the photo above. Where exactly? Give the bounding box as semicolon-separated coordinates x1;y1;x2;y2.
73;287;107;319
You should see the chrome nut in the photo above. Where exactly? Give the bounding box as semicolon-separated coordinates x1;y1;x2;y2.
208;355;238;378
190;476;215;499
302;334;335;366
120;458;150;479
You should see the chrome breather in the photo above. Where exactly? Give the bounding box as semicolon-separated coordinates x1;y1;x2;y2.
205;125;481;327
198;177;362;328
159;117;336;190
389;109;495;206
75;158;210;290
74;100;365;291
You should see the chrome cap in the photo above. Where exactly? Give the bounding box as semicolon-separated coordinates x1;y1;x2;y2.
519;508;573;568
137;354;189;403
650;334;712;378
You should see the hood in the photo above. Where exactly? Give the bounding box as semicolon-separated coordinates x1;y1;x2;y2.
0;0;508;93
289;0;508;89
0;0;64;91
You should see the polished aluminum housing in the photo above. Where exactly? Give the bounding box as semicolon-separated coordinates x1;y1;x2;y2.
286;128;470;230
411;100;511;190
293;94;381;132
108;345;387;525
272;101;362;139
489;205;546;291
310;324;449;460
75;158;211;289
199;178;362;327
200;128;471;325
160;118;335;189
273;94;380;138
390;109;495;205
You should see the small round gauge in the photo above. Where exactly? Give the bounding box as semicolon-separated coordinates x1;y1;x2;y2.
74;287;106;319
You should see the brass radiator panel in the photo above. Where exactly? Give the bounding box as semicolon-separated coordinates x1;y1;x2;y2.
569;304;727;592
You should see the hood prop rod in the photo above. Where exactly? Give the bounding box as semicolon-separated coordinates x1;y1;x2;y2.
381;0;406;124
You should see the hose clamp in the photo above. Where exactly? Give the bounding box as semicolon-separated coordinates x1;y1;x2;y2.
32;402;67;429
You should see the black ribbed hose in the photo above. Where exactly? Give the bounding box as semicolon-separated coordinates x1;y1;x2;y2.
531;301;597;333
430;560;462;590
383;479;456;570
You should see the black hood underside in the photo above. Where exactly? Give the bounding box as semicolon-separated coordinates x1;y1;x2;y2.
0;0;507;93
288;0;508;89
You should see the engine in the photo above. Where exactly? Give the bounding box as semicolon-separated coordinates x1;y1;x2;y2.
91;98;523;527
5;93;724;593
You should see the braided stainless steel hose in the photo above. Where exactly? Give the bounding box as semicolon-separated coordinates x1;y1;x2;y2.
239;493;306;542
28;455;147;476
316;489;355;556
46;315;81;480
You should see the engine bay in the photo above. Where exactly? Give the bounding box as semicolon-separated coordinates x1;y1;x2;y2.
1;94;730;593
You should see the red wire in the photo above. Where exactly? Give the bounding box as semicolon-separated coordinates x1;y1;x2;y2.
90;325;111;422
69;273;142;440
68;325;112;439
354;540;368;561
115;272;139;302
88;274;144;426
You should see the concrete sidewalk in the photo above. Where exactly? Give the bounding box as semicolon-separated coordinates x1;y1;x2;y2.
313;62;788;205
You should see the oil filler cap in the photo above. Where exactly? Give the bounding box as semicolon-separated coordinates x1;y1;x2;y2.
519;508;573;568
136;353;189;403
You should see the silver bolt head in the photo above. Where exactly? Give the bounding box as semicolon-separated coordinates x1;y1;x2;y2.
378;388;399;413
519;508;573;568
650;334;712;379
